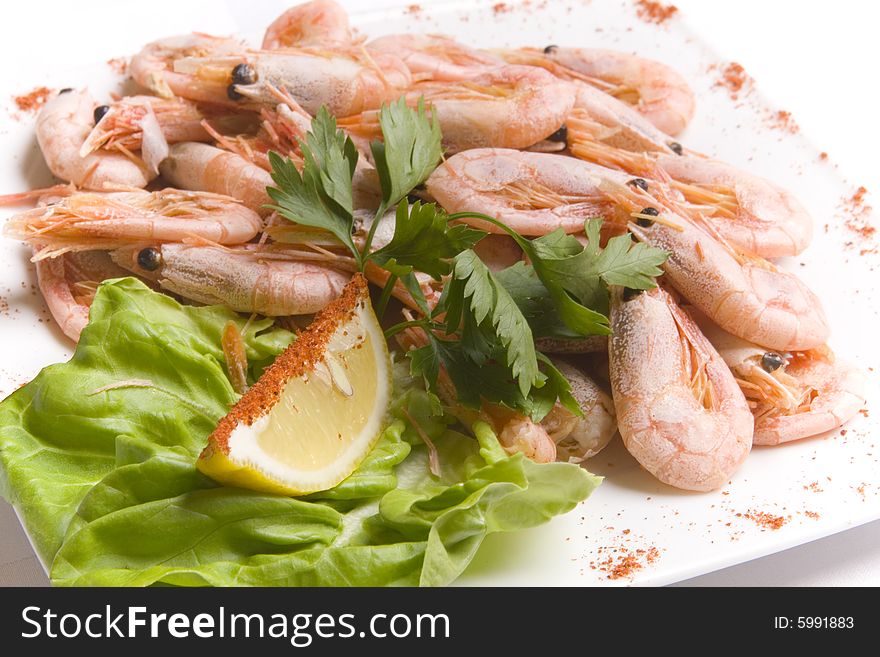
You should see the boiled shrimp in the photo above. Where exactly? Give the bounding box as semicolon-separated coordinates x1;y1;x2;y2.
566;81;675;154
112;243;351;316
623;191;829;352
80;95;255;164
34;248;131;342
36;90;152;189
542;356;617;462
690;307;866;445
429;148;829;351
570;136;814;258
499;46;696;136
472;234;523;272
130;33;245;105
367;33;501;81
159;142;275;217
224;48;411;117
202;86;312;171
5;188;262;259
262;0;355;49
609;286;753;491
161;141;381;216
426;148;630;235
340;65;574;153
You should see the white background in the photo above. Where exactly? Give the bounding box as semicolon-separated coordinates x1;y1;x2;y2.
0;0;878;586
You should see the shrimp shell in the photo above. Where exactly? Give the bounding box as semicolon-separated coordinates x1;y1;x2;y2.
113;243;350;316
34;249;130;342
549;47;696;137
628;215;829;352
160;142;275;217
367;33;502;81
130;33;244;106
262;0;355;49
230;49;412;117
653;154;814;259
691;308;866;445
419;66;575;152
5;189;262;258
426;148;626;236
542;357;617;463
36;90;152;190
609;287;753;491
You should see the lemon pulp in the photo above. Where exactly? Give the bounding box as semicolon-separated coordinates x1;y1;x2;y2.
198;274;392;495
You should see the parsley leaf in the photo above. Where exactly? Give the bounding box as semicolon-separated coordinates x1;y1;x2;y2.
534;220;668;316
408;333;577;422
369;201;486;280
370;98;442;215
448;214;668;337
266;108;359;263
437;250;543;398
535;353;581;418
494;262;582;339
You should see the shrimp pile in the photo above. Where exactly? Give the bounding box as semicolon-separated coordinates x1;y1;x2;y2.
0;1;864;491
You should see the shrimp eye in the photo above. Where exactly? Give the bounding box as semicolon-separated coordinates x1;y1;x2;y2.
761;352;785;373
622;287;644;302
137;247;163;272
93;105;110;124
628;178;649;192
668;141;684;156
231;63;257;86
227;84;244;101
547;124;568;143
58;88;73;95
543;45;558;55
636;207;660;227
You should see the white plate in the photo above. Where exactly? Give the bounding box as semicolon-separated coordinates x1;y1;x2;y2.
0;0;877;587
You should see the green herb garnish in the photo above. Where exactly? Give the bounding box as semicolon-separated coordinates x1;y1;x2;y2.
267;99;668;419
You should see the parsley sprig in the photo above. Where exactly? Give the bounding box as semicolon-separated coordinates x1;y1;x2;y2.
266;99;668;420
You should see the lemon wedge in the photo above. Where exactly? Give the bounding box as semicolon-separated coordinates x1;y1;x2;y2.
197;273;392;495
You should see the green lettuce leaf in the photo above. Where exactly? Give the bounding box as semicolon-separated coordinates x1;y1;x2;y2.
0;278;290;564
0;279;599;587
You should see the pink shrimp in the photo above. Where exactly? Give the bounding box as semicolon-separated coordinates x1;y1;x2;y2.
130;33;245;106
570;134;814;258
609;286;753;491
542;356;617;463
79;95;238;177
262;0;355;49
161;141;381;216
472;234;523;272
690;307;866;445
429;149;829;351
225;48;411;117
625;200;829;352
132;32;408;117
499;46;696;136
159;142;275;216
80;96;254;163
33;248;131;342
367;33;502;81
542;75;813;258
341;65;574;153
426;148;629;236
650;155;813;259
566;82;674;154
36;89;152;189
112;243;352;316
4;188;262;259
